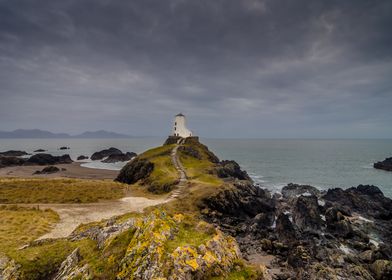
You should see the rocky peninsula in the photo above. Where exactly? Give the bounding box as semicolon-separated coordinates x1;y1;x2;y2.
0;137;391;279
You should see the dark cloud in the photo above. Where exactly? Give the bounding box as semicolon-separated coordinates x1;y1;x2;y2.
0;0;391;137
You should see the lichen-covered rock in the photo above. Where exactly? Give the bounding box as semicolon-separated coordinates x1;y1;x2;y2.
52;248;93;280
370;260;392;280
0;254;21;280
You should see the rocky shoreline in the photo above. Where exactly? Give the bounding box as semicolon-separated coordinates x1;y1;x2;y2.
201;182;392;279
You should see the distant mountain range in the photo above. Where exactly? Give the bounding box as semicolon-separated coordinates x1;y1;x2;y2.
0;129;133;138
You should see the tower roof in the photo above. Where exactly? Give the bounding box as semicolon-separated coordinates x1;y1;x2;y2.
176;113;185;117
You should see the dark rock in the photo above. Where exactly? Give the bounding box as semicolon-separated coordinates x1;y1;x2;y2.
59;146;70;150
292;195;322;231
164;136;182;145
201;182;275;220
276;213;296;241
102;152;136;163
33;166;60;175
26;153;73;165
374;157;392;172
91;147;122;160
282;183;321;199
34;149;46;152
77;155;89;160
323;185;392;220
115;158;154;184
0;156;26;168
0;150;28;157
216;160;252;181
287;246;310;268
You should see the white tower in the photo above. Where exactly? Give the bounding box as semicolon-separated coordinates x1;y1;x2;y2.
172;113;192;138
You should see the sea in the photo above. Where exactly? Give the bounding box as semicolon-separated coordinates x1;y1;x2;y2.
1;138;391;198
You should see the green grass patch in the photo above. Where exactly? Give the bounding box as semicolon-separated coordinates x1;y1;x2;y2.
0;205;59;254
0;178;125;203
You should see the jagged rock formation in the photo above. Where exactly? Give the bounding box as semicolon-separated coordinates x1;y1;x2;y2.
201;183;392;279
374;157;392;172
216;160;252;181
0;254;21;280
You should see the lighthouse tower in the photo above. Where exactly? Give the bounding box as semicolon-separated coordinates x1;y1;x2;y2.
172;113;192;138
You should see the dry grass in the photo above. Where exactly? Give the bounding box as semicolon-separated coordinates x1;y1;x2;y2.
0;178;126;203
0;205;59;254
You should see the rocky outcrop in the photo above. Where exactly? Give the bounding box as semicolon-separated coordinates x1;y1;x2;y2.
33;166;60;175
201;183;392;279
374;157;392;172
77;155;88;160
68;211;243;280
26;154;73;165
52;248;92;280
216;160;252;181
0;150;28;157
0;254;21;280
91;147;122;160
0;156;26;168
102;152;136;163
282;183;320;199
115;158;154;184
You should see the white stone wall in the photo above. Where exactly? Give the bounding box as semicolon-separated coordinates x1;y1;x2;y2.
172;115;192;137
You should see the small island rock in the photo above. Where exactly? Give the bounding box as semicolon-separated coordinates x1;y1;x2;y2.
77;155;89;160
374;157;392;172
91;147;122;160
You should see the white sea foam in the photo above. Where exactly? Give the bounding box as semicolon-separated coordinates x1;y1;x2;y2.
339;244;352;254
318;199;326;206
357;216;374;223
81;160;128;171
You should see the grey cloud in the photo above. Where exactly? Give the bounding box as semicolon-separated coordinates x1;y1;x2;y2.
0;0;391;137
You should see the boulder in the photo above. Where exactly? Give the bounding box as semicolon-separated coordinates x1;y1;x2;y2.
33;166;60;175
282;183;321;199
77;155;89;160
26;153;73;165
216;160;252;181
59;146;70;150
292;195;322;231
91;147;122;160
0;150;28;157
102;152;136;163
276;213;296;241
374;157;392;172
116;158;154;184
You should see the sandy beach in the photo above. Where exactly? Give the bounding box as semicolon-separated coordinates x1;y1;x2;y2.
0;162;118;180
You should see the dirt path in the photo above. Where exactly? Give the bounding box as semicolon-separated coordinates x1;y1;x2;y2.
168;142;188;199
16;196;166;239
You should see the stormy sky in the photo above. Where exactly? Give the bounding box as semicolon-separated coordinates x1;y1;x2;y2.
0;0;391;138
